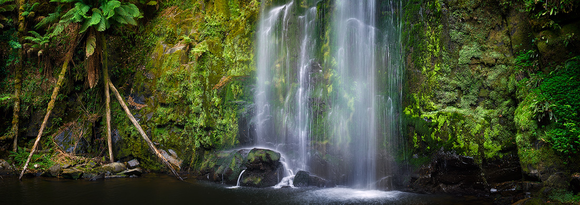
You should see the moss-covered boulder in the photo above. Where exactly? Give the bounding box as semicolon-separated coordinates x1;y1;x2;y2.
61;168;83;180
240;148;283;188
195;148;283;187
197;149;245;184
100;162;127;173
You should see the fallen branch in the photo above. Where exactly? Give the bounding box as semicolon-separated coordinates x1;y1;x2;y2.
19;52;73;180
108;82;183;181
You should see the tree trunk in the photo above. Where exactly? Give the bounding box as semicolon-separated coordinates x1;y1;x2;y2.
108;82;183;181
103;35;113;163
19;52;73;180
10;0;26;152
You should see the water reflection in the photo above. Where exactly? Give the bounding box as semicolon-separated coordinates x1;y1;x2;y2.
0;175;492;205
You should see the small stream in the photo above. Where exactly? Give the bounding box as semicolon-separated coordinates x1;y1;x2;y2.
0;174;493;205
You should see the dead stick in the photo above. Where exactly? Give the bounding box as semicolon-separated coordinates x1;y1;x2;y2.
19;52;72;180
108;82;183;180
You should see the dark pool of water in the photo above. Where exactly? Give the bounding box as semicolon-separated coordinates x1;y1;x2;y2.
0;174;492;205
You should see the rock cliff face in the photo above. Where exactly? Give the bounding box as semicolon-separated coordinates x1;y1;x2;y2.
403;0;580;201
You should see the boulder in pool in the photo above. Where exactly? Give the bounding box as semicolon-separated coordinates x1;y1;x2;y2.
240;148;283;188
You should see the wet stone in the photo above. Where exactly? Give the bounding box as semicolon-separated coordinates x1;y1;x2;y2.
127;159;140;168
101;162;127;173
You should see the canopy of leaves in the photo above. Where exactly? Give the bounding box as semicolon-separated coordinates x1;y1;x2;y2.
55;0;141;33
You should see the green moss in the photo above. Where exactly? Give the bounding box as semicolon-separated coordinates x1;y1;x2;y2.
458;42;482;64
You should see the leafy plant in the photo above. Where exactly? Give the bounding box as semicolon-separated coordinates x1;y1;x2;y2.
24;31;51;56
522;0;577;18
46;0;142;88
9;148;55;169
549;189;580;203
21;2;39;18
9;148;29;167
515;50;539;73
538;57;580;156
0;0;15;28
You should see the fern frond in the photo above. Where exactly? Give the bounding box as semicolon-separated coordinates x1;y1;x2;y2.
35;6;62;29
101;0;120;19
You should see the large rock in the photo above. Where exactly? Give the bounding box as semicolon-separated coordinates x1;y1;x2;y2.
196;148;286;187
62;168;83;180
47;164;62;177
410;151;489;196
240;148;283;188
0;159;10;170
483;154;522;185
101;162;127;173
198;149;246;184
127;159;140;168
543;172;569;189
293;170;335;188
293;171;310;187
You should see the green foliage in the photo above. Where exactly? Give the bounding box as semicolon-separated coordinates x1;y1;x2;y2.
521;0;578;18
9;148;55;169
515;50;539;73
21;2;40;18
548;189;580;203
53;0;142;34
539;57;580;155
110;0;259;169
0;0;15;28
24;31;51;56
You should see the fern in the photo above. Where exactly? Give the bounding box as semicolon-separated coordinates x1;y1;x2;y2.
0;0;16;28
24;31;51;55
35;5;63;29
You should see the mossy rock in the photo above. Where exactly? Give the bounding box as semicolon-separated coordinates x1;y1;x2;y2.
244;148;281;166
61;168;83;180
240;148;283;188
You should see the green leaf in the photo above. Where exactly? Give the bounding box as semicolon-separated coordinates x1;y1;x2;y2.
101;0;121;19
124;15;137;25
59;7;78;23
85;33;96;58
114;6;127;17
97;16;108;31
50;23;66;37
112;14;127;24
124;4;140;17
28;31;42;39
146;1;157;6
35;6;63;29
77;2;90;14
79;9;102;33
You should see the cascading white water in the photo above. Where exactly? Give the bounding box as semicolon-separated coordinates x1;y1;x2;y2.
254;0;403;189
332;0;379;189
254;0;317;173
236;169;246;186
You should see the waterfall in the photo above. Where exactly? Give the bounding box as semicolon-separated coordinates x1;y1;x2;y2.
237;170;246;187
255;0;317;173
254;0;403;189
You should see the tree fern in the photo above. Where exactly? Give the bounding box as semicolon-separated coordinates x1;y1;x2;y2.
24;31;50;56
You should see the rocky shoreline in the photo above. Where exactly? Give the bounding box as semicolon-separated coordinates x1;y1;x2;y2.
3;148;580;205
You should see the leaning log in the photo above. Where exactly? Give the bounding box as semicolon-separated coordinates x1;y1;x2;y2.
108;82;183;181
19;52;72;180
